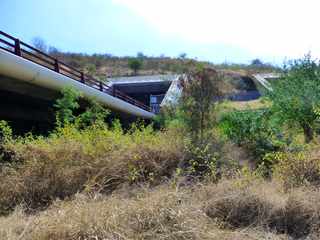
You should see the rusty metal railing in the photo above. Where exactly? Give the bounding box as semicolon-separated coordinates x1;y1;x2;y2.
0;30;151;112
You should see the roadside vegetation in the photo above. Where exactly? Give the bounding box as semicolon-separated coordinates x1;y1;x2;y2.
1;55;320;239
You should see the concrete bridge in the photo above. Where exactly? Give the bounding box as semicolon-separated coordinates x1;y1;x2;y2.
252;73;280;91
0;31;155;130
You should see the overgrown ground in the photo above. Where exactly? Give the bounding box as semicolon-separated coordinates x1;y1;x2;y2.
0;57;319;239
3;177;320;240
1;109;320;239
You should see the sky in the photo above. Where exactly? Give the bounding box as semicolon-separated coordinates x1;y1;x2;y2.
1;0;320;64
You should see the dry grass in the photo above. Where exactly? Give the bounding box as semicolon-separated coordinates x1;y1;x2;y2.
0;124;184;215
201;179;320;238
1;121;320;239
1;178;320;239
218;99;270;112
272;149;320;189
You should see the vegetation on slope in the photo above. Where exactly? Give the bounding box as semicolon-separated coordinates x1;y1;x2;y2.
32;37;279;80
1;55;320;239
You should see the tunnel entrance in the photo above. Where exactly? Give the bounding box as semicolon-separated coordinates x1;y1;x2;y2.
228;76;261;101
108;75;176;114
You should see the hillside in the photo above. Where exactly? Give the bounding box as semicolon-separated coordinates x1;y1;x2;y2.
48;50;279;98
49;50;279;80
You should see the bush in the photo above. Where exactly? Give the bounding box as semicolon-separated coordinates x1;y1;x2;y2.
0;121;14;165
268;54;320;143
219;109;285;168
272;150;320;188
54;87;81;126
128;58;142;75
0;120;12;142
76;98;110;128
181;141;222;181
0;123;184;214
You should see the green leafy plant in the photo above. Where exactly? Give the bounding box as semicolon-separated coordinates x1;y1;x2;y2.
54;87;81;127
128;58;142;75
76;98;110;128
185;142;219;180
268;54;320;143
0;120;12;142
220;109;285;169
54;87;109;129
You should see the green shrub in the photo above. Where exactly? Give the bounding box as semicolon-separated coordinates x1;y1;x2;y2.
76;98;110;128
268;54;320;143
183;142;220;180
54;87;110;128
54;87;81;126
219;109;285;167
128;58;142;75
0;120;12;142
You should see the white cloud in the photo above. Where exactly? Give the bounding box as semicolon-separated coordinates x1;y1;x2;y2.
113;0;320;59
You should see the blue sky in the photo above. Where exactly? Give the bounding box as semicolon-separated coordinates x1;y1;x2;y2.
2;0;319;64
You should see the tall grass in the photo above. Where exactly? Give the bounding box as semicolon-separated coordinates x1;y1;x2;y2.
0;123;184;214
1;178;320;239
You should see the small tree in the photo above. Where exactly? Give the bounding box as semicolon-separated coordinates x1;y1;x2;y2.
128;58;142;75
268;54;320;143
54;87;81;127
251;58;263;66
176;64;224;177
179;53;187;59
137;52;145;59
180;64;223;143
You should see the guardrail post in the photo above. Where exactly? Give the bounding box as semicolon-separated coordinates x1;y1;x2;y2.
99;82;103;91
14;38;21;56
80;72;85;83
54;59;60;72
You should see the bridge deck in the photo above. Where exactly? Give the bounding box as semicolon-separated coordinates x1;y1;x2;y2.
0;30;155;119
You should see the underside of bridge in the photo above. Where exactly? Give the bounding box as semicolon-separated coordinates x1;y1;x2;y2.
113;81;172;107
0;75;145;134
0;43;155;133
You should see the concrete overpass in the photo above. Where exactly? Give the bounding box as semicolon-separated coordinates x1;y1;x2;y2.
252;73;281;91
108;75;182;114
0;31;155;130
